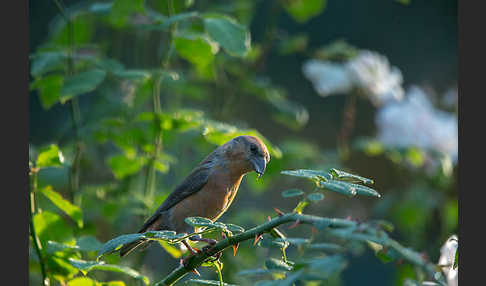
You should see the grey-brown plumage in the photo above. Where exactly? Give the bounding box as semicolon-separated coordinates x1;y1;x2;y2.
119;135;270;257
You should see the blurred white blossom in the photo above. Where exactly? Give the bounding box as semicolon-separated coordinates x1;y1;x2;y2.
376;86;458;163
302;60;353;96
302;50;404;106
438;235;458;286
346;51;404;105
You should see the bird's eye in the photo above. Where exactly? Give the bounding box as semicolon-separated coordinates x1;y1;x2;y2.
250;144;258;154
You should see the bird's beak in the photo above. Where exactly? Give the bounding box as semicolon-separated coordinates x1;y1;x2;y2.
250;156;266;178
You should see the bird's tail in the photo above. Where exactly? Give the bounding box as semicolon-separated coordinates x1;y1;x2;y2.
119;238;150;257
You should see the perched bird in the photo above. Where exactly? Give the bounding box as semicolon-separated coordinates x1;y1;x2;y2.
119;135;270;257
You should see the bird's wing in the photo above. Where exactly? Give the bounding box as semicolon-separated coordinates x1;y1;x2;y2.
137;160;213;233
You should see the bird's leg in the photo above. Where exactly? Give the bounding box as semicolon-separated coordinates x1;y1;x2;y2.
182;239;199;256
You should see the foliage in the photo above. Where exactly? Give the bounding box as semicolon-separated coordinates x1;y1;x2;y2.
29;1;457;286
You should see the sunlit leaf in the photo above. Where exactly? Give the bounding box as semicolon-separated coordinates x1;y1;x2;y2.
36;144;65;168
40;186;83;228
203;14;251;57
184;279;236;286
293;200;308;214
67;277;99;286
107;154;145;179
68;258;149;285
282;0;327;23
34;211;74;249
174;34;219;68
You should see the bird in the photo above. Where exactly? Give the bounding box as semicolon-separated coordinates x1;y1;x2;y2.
119;135;270;257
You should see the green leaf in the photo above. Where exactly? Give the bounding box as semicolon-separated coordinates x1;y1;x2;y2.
319;180;357;197
308;243;345;252
329;168;374;185
77;236;105;252
184;279;237;286
139;12;199;31
60;69;106;102
67;277;99;286
203;14;251;57
293;200;309;214
109;0;145;28
275;237;310;246
352;183;381;198
307;192;324;202
40;186;83;228
30;52;66;77
282;189;304;198
184;216;214;227
30;75;64;109
107;154;145;179
283;0;327;23
265;258;292;271
144;230;178;240
97;233;145;259
34;211;73;248
36;144;65;168
174;34;219;68
236;268;272;277
225;223;245;233
68;258;150;285
280;169;331;182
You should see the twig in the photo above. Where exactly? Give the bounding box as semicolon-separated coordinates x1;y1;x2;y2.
155;213;443;285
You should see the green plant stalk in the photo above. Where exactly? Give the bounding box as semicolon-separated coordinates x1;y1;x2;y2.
29;171;49;286
156;213;443;286
213;261;224;286
143;0;177;200
53;0;82;202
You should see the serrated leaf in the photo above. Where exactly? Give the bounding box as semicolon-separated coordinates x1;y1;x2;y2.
307;192;324;202
203;14;251;57
184;217;214;227
329;168;374;185
60;69;106;102
40;186;83;228
97;233;145;258
265;258;292;271
319;180;357;196
281;169;331;182
281;189;304;198
36;144;65;168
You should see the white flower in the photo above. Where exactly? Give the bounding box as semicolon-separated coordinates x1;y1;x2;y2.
438;235;458;286
376;86;458;163
302;51;404;106
302;59;353;96
346;50;404;106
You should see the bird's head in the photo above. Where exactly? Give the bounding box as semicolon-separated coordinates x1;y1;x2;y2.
223;135;270;177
